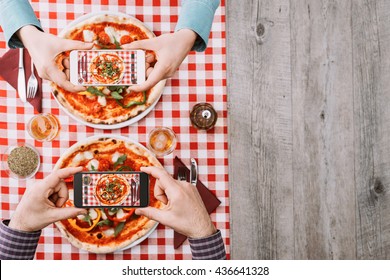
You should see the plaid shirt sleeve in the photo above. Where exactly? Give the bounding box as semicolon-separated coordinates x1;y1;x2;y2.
188;229;226;260
0;220;41;260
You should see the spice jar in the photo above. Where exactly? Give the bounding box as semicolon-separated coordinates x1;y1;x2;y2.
190;103;218;130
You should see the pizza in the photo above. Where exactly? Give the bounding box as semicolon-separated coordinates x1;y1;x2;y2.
95;174;130;206
53;136;163;253
90;53;125;84
52;14;165;125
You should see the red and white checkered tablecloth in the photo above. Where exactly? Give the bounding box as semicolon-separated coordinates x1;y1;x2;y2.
0;0;229;260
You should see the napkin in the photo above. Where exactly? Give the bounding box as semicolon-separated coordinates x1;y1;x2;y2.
173;156;221;249
0;48;42;113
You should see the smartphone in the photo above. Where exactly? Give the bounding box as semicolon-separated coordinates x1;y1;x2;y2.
69;49;146;86
73;171;149;208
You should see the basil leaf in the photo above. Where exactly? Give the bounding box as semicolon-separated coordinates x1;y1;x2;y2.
110;91;123;100
113;154;127;168
87;86;105;97
91;164;96;171
108;86;126;92
113;37;122;49
116;91;147;108
114;222;126;237
82;214;92;226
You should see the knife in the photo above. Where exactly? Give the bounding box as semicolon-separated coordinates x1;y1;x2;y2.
190;158;198;186
17;48;27;103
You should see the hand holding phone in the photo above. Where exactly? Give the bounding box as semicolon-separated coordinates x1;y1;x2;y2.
70;50;146;86
73;171;149;208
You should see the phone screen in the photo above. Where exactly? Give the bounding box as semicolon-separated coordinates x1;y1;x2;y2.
74;172;149;208
70;50;145;86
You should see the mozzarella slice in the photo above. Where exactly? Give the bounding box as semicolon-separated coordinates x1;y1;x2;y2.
118;30;130;37
84;151;94;160
104;26;118;43
83;30;95;42
116;209;126;220
102;87;111;95
97;96;107;107
101;211;108;220
72;153;85;166
68;190;74;201
89;209;98;220
111;151;123;163
76;214;85;220
87;159;99;171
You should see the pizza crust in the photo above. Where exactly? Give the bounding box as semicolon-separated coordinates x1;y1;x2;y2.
53;136;164;253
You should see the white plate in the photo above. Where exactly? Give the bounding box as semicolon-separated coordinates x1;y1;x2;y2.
53;11;165;130
54;134;161;252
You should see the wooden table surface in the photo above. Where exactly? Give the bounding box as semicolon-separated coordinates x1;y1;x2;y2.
226;0;390;259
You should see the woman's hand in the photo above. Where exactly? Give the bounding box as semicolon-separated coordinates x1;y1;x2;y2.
123;29;197;92
17;25;93;92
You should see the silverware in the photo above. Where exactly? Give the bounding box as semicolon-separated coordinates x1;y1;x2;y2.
27;61;38;99
17;48;27;103
177;167;187;181
190;158;198;186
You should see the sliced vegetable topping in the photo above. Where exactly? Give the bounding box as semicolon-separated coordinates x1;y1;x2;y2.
68;209;101;232
113;154;127;168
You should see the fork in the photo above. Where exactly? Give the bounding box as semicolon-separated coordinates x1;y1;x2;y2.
27;61;38;99
177;167;187;182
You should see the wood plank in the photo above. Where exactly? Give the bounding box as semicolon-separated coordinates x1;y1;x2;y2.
353;0;390;259
290;0;356;259
227;0;294;259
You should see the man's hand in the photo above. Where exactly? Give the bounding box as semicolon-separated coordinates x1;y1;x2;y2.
17;25;93;92
135;166;216;239
9;167;87;232
123;29;197;92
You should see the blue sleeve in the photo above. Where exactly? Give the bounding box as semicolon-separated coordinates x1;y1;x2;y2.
175;0;220;52
0;0;43;48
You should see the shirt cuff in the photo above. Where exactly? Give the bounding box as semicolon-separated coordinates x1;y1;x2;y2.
175;0;220;52
0;0;43;48
0;220;41;260
188;229;226;260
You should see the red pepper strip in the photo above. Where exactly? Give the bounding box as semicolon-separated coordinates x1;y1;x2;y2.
104;208;135;222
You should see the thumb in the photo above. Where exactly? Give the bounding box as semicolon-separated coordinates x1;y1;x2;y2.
135;207;167;224
50;207;87;222
123;38;157;51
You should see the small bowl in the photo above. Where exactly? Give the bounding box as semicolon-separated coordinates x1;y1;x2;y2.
1;142;41;180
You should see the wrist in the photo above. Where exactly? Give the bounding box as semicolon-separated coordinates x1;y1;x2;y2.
189;221;217;239
175;29;197;52
8;211;35;232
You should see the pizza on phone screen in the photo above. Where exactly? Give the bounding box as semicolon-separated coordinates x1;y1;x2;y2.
54;136;163;253
52;14;165;125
